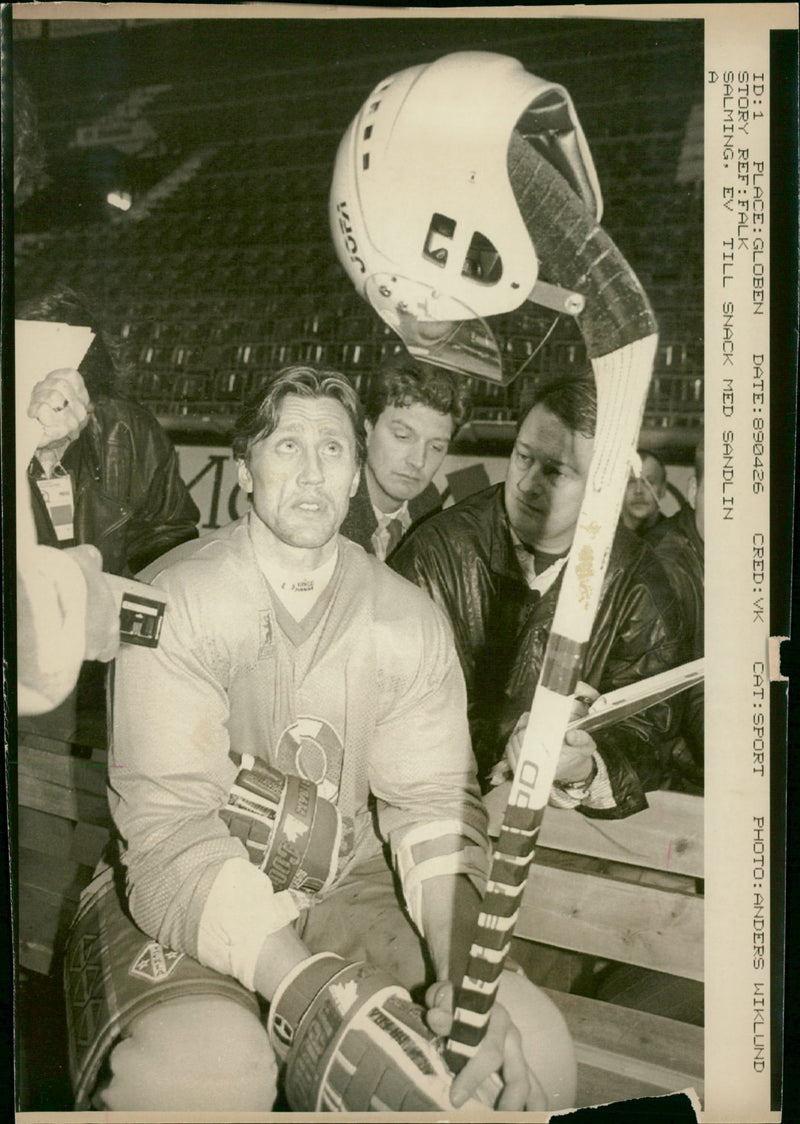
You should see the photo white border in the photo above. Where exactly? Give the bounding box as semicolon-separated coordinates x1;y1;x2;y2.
8;4;798;1122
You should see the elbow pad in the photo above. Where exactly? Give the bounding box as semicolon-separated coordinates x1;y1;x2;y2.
395;820;489;930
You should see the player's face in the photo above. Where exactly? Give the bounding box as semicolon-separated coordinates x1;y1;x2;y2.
504;403;594;554
622;453;665;526
237;394;360;554
365;402;453;512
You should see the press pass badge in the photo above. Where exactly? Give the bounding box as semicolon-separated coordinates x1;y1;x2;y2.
103;574;167;648
36;473;75;543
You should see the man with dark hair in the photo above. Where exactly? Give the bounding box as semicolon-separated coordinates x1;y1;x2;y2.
64;365;575;1113
391;374;687;817
647;441;704;629
646;438;705;785
340;356;470;560
620;448;668;535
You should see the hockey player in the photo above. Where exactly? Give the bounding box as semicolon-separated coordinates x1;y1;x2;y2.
64;365;576;1113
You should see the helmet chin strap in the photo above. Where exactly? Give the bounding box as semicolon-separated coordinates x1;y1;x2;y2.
526;278;585;317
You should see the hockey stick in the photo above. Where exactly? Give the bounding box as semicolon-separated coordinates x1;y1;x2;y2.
444;132;659;1074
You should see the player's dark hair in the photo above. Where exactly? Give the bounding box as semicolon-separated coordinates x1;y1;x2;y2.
233;365;366;467
16;285;120;398
364;355;471;431
521;372;597;439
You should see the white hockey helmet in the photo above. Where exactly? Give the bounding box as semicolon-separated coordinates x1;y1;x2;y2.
330;51;602;382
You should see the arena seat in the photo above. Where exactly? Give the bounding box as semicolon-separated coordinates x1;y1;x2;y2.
213;370;252;403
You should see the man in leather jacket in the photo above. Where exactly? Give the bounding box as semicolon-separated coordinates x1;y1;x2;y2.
28;393;201;577
391;374;688;819
620;448;668;536
646;441;704;790
21;288;200;578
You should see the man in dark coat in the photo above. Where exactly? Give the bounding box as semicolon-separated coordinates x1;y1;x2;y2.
21;289;200;579
392;374;688;819
340;356;470;561
27;394;201;578
620;448;668;536
646;441;704;789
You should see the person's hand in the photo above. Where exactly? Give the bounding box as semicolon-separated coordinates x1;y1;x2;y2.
503;681;599;782
65;544;120;662
425;980;547;1110
266;953;491;1112
28;368;90;450
553;726;596;784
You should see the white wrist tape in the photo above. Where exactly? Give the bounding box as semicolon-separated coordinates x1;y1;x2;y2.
197;857;300;990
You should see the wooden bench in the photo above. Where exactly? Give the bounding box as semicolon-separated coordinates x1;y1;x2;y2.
16;723;111;977
486;784;704;1108
16;728;703;1110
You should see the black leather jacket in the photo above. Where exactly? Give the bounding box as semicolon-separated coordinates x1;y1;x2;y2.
391;484;688;818
647;504;703;655
646;505;704;788
28;396;200;576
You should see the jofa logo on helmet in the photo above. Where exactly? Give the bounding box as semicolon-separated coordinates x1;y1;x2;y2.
335;202;366;274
